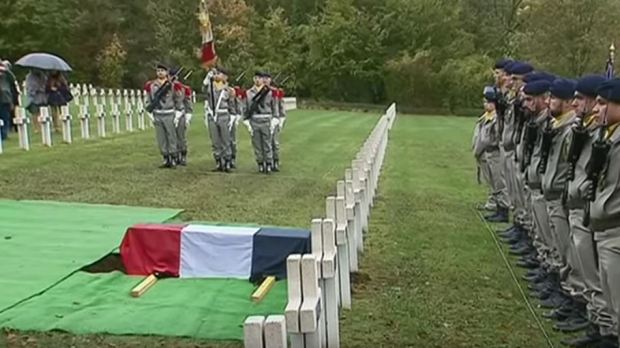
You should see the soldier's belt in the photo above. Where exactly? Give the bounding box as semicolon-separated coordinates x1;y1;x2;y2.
252;114;271;119
153;109;175;114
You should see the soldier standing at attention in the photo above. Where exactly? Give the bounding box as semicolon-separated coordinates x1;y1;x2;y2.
203;68;236;172
586;79;620;348
245;71;278;174
264;74;287;172
145;64;184;168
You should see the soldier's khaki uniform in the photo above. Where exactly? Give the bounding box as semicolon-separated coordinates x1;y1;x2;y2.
591;122;620;339
566;115;615;336
542;111;585;296
475;111;509;210
527;110;555;263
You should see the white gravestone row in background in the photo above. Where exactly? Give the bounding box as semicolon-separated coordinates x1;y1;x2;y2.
244;103;397;348
4;83;154;152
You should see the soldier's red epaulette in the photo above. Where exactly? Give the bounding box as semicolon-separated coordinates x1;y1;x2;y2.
234;86;246;99
173;81;184;92
144;81;153;93
271;88;278;98
183;85;192;98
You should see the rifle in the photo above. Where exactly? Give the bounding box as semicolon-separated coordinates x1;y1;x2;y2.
146;67;184;113
494;90;509;135
584;125;611;227
244;85;270;120
521;118;538;172
537;117;556;176
561;112;590;206
566;113;590;181
513;99;527;162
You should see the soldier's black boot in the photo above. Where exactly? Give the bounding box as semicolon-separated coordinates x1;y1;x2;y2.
159;155;168;168
486;206;509;223
213;158;223;172
179;151;187;166
230;156;237;169
560;324;601;347
224;159;232;173
273;160;280;172
169;154;177;168
258;162;264;173
266;162;272;174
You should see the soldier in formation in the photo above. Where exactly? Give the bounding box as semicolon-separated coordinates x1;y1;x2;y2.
475;58;620;348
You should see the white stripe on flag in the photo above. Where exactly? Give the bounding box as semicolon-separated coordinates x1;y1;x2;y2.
179;225;260;278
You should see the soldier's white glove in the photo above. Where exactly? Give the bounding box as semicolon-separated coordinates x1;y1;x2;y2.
243;119;253;136
280;117;286;130
203;70;215;86
228;116;235;131
185;113;192;126
148;112;155;126
234;114;241;126
270;118;280;134
174;111;183;128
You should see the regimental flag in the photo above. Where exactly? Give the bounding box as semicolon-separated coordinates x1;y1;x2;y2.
198;0;217;69
120;224;310;282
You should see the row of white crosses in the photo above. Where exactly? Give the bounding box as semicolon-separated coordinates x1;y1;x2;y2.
5;83;152;152
243;103;397;348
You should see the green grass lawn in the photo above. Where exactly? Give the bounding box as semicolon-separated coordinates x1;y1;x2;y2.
0;110;569;347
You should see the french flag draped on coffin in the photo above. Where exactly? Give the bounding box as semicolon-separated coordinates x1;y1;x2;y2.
120;224;311;282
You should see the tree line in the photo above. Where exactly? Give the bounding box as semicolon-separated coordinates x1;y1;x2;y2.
2;0;619;112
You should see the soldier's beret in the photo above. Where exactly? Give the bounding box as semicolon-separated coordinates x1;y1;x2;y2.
494;58;513;70
550;78;577;100
523;80;551;96
523;71;556;83
262;72;272;78
509;62;534;75
217;67;229;76
597;78;620;103
576;75;606;98
156;63;168;70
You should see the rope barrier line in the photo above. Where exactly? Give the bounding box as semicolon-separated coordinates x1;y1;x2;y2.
473;205;556;348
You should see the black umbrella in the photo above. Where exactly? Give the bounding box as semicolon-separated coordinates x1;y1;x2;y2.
16;52;72;72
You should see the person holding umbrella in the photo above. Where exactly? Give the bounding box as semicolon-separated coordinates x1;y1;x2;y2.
0;61;19;140
16;53;72;133
46;70;71;133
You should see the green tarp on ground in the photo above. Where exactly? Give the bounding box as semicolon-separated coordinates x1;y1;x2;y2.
0;272;286;340
0;200;182;312
0;272;288;340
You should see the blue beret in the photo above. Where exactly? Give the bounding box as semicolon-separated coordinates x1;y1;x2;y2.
510;62;534;75
524;71;556;83
597;78;620;103
503;61;518;74
523;80;551;96
494;58;513;70
550;78;577;100
576;75;606;98
483;86;498;101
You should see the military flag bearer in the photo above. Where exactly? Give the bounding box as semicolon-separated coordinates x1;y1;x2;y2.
203;68;236;172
